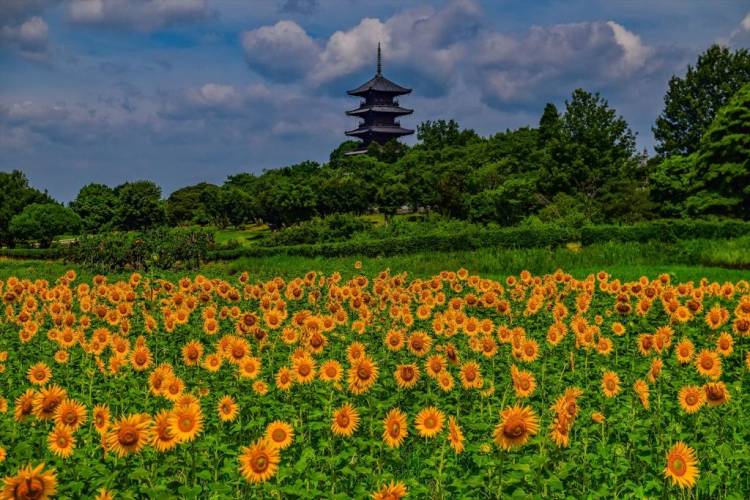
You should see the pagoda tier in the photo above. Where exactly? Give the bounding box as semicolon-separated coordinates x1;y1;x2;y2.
344;44;414;152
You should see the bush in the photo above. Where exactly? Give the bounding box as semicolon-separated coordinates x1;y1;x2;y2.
261;214;372;247
580;219;750;245
10;203;81;248
65;227;214;272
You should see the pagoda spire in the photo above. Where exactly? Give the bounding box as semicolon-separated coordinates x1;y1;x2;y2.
377;42;382;76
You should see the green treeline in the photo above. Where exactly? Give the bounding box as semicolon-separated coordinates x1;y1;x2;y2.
1;45;748;249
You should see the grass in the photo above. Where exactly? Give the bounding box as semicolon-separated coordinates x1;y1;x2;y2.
3;240;748;284
212;224;270;247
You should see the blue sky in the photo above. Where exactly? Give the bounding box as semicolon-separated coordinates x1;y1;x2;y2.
1;0;749;202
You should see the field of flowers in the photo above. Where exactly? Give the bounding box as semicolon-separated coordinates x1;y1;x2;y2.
1;265;749;499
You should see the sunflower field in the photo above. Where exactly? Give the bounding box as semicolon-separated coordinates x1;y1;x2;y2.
1;266;750;499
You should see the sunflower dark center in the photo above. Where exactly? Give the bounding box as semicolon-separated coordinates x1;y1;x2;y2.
119;427;138;446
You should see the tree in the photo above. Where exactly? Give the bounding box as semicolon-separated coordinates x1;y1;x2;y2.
538;103;561;146
685;83;750;218
166;183;220;226
70;183;118;233
654;45;750;157
649;154;697;218
0;170;53;247
417;120;479;150
204;186;255;228
256;178;317;229
376;173;409;220
466;174;540;226
114;181;166;231
542;89;638;218
10;203;81;248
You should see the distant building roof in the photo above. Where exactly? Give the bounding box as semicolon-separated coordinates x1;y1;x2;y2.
347;75;412;96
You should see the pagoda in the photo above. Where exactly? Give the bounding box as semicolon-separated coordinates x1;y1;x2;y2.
345;44;413;153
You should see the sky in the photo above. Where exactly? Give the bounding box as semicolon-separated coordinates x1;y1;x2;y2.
1;0;749;202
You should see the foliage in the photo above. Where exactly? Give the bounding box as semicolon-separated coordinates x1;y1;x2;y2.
65;227;214;272
541;89;640;221
654;45;750;157
0;170;53;247
648;154;698;218
260;215;372;247
69;183;119;234
114;181;166;231
685;83;750;219
9;203;81;248
166;183;221;226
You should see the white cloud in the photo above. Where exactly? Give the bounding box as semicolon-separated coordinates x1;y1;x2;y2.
241;20;320;81
67;0;211;30
0;16;50;59
742;12;750;31
471;20;661;106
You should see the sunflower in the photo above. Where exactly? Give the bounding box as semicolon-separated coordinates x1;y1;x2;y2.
385;330;404;351
48;425;75;458
520;339;540;363
633;379;650;409
53;399;87;430
319;360;343;382
675;338;694;364
549;415;571;448
181;340;204;366
130;346;153;371
238;438;280;484
331;403;360;437
214;395;238;422
163;376;185;402
92;404;111;434
292;355;316;384
32;385;67;421
95;488;115;500
202;353;223;372
510;365;536;398
107;414;152;457
348;357;379;395
238;356;262;380
695;349;721;379
346;342;366;363
151;410;179;452
705;305;728;330
459;362;483;389
168;403;203;443
394;364;420;389
678;386;705;414
253;381;268;396
425;355;446;379
715;332;733;357
436;372;455;392
600;371;621;398
275;367;294;391
591;411;605;424
265;421;294;449
704;382;730;406
664;442;699;489
407;331;432;357
27;362;52;385
371;480;408;500
637;334;653;356
494;404;539;450
1;463;57;499
447;416;465;454
382;409;408;448
414;406;445;438
14;389;37;422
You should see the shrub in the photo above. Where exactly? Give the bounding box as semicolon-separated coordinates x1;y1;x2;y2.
65;227;214;272
9;203;81;248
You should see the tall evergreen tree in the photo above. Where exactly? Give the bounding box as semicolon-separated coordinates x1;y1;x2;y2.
686;83;750;218
653;45;750;157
